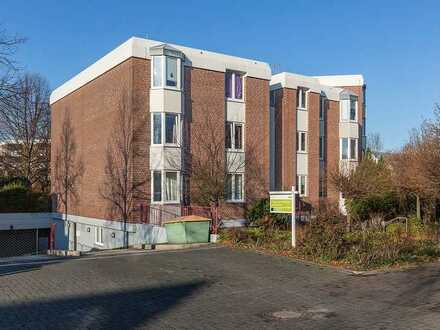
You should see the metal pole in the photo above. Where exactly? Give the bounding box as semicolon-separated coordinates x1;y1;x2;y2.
291;186;296;248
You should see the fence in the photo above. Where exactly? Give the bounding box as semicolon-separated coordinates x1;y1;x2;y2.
138;204;181;226
137;204;221;231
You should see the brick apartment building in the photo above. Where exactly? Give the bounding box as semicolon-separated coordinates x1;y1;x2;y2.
50;37;365;250
270;73;366;209
50;37;271;250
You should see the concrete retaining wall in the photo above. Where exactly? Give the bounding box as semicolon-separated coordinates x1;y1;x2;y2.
52;214;167;252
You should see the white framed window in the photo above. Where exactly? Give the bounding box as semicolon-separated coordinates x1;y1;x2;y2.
225;173;244;202
152;56;163;87
340;138;358;160
151;113;180;146
296;131;307;153
95;227;103;246
153;171;162;202
319;136;325;160
341;97;357;122
225;71;244;100
297;175;307;196
151;170;180;203
297;87;308;110
350;96;357;121
225;122;243;151
165;113;178;144
152;55;181;89
350;138;357;160
152;113;162;144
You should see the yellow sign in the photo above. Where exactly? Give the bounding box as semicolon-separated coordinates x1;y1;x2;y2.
270;199;292;213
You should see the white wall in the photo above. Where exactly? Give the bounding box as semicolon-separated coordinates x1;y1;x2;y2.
0;213;52;230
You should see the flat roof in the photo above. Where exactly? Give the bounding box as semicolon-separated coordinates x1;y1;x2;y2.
50;37;272;104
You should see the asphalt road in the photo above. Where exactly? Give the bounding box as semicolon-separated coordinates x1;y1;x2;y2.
0;246;439;329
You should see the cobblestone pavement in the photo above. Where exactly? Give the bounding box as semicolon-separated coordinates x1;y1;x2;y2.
1;246;440;329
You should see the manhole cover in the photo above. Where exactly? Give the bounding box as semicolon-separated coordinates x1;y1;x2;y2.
272;310;302;319
306;308;336;319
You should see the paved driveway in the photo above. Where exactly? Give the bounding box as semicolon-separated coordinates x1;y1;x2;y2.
0;246;439;329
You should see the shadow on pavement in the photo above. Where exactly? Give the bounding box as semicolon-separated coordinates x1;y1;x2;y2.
0;280;206;329
0;264;43;277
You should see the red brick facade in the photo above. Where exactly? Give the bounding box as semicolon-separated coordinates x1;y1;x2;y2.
51;58;149;220
51;57;270;221
273;88;296;190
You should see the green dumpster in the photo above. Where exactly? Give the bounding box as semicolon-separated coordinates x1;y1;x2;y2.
164;215;211;244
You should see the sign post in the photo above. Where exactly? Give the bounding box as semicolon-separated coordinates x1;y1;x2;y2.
291;186;296;248
269;187;297;248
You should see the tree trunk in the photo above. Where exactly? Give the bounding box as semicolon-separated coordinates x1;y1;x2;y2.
346;213;352;232
416;194;421;220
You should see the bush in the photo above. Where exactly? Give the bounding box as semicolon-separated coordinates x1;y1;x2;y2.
222;208;440;270
347;191;401;224
0;181;50;212
246;198;290;229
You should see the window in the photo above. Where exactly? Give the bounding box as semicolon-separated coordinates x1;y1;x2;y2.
297;175;307;196
166;57;177;87
225;122;244;150
152;55;180;89
341;138;349;160
319;136;325;160
153;171;162;202
95;227;103;245
165;113;178;144
152;113;179;145
153;113;162;144
350;138;357;160
153;56;163;87
225;71;243;100
296;131;307;152
152;171;180;203
234;124;243;150
165;172;178;202
319;96;326;120
226;173;244;201
341;138;358;160
350;96;357;121
297;88;307;109
225;122;232;149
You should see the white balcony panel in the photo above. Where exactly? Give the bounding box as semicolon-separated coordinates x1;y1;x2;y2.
339;122;359;138
226;150;245;173
149;146;181;170
297;110;308;131
339;160;358;174
150;89;182;113
296;153;308;175
226;100;245;123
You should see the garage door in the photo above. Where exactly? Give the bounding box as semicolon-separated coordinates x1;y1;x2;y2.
0;228;49;258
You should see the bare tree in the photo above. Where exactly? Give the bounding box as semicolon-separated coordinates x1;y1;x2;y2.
100;92;147;248
391;104;440;221
53;112;83;245
180;110;265;231
366;132;383;155
0;25;25;103
0;73;51;191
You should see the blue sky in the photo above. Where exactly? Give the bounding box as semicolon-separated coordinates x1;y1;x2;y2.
2;0;439;150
